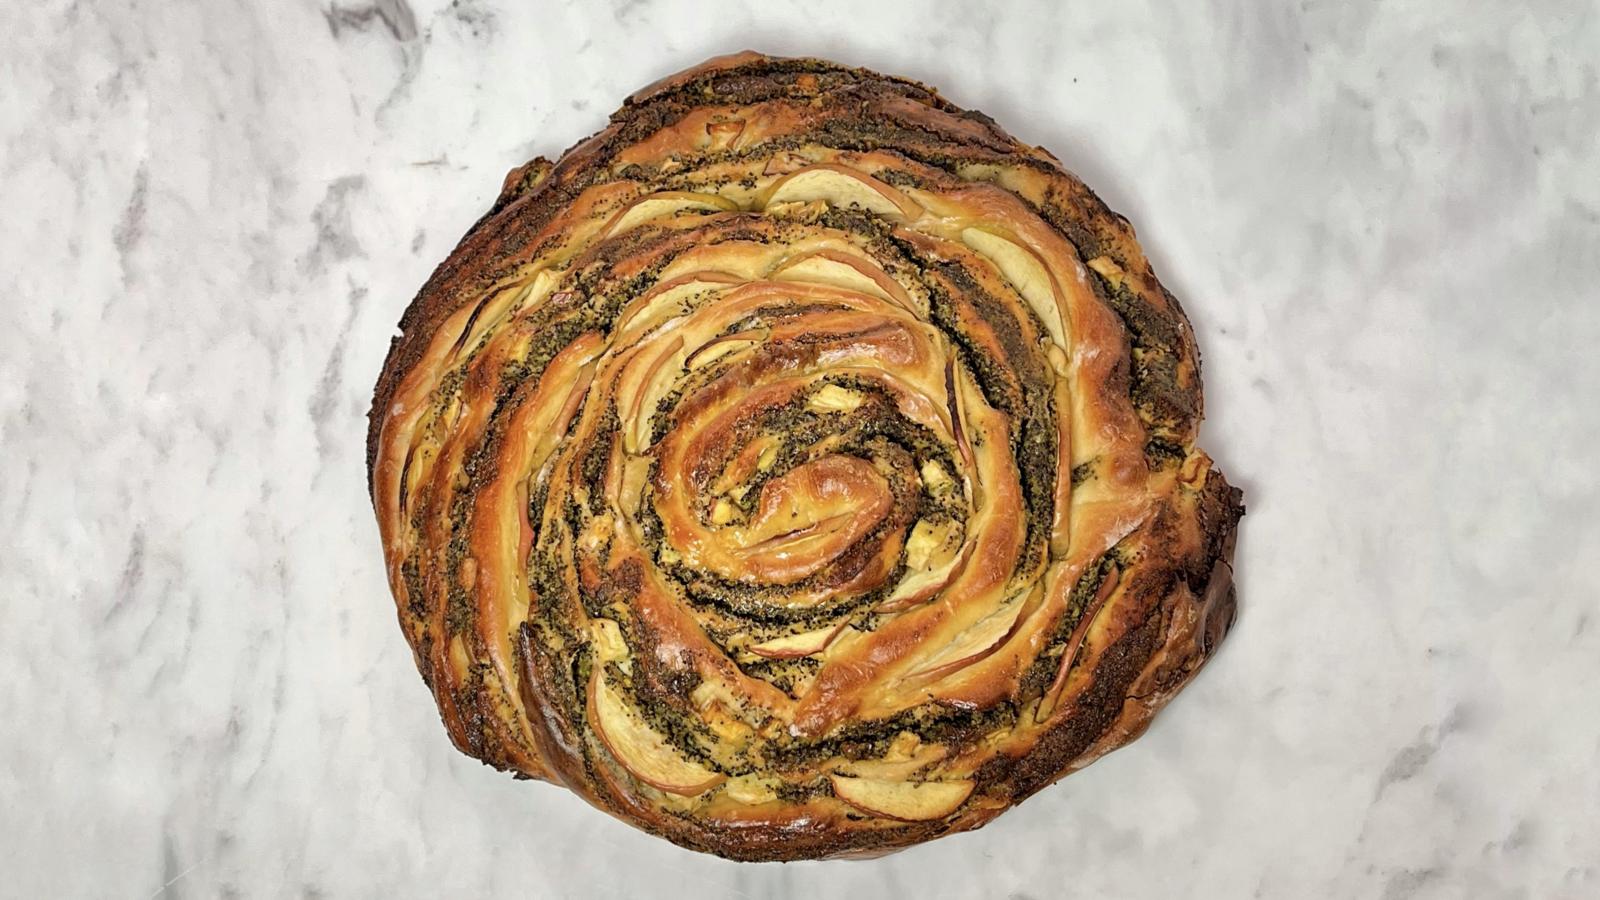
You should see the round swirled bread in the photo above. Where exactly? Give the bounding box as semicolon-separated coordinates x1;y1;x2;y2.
368;52;1243;860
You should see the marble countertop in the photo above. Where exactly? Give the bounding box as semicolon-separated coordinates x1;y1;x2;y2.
5;0;1598;896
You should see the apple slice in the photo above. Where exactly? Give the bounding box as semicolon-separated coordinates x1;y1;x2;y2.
588;671;725;795
685;334;760;370
877;519;967;611
770;250;904;306
619;335;684;454
704;117;745;151
764;166;920;219
613;273;737;337
605;191;739;237
839;734;947;781
829;775;973;821
747;621;847;659
1035;566;1122;724
722;774;781;805
806;384;865;413
588;617;629;663
904;588;1031;680
961;227;1067;349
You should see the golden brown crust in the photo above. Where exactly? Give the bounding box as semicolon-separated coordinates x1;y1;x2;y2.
367;52;1242;861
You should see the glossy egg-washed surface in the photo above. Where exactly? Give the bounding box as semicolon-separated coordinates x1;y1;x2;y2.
368;53;1243;860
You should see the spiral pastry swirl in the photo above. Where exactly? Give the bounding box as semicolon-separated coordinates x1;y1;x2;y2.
369;53;1243;860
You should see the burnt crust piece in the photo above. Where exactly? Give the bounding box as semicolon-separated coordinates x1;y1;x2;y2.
367;52;1243;861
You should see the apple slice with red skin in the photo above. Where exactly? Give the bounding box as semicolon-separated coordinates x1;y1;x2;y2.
762;165;922;219
903;587;1036;681
604;191;739;237
1034;566;1122;724
829;775;974;821
588;670;726;796
747;620;849;659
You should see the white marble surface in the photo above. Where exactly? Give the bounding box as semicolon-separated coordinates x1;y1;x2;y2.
4;0;1598;896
